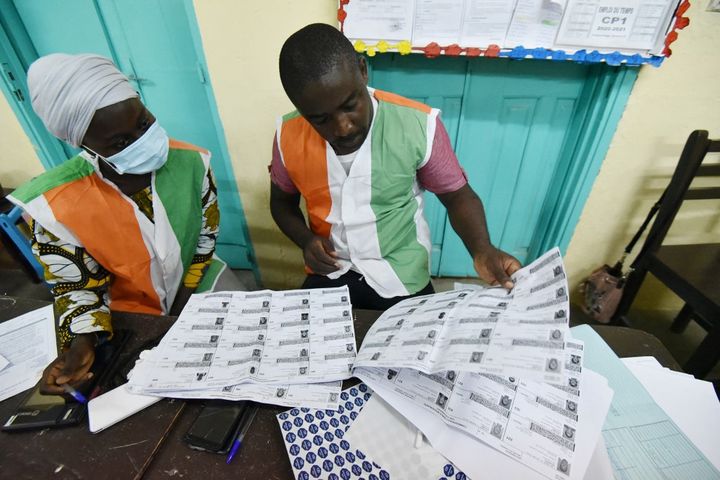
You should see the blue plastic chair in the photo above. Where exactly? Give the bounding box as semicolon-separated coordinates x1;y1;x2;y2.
0;205;45;281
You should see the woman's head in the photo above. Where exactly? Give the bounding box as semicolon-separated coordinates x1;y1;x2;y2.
27;54;168;174
27;53;139;148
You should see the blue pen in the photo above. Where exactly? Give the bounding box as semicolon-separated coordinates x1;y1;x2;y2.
62;384;88;404
226;406;258;464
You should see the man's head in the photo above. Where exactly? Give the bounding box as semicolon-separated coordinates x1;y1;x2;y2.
279;24;373;155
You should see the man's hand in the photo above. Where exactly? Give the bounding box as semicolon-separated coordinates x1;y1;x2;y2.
303;235;340;275
40;334;96;395
473;247;521;290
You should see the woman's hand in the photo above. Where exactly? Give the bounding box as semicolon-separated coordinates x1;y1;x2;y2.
39;334;96;395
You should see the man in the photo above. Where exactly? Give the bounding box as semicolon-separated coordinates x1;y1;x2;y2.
270;24;520;310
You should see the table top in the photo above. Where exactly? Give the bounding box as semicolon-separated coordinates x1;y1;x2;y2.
0;295;681;480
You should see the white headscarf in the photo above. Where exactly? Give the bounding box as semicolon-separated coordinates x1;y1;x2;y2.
27;53;138;147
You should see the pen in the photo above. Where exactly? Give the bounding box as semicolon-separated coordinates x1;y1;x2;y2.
226;405;258;464
62;384;88;404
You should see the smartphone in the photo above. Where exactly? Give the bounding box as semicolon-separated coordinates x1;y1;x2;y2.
183;400;249;454
1;330;130;432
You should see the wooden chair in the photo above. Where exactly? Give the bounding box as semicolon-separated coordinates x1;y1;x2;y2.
613;130;720;378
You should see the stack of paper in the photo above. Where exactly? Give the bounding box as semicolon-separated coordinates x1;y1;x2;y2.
127;286;355;409
350;248;614;479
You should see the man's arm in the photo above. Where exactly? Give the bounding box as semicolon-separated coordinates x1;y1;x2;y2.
436;184;521;289
270;182;339;275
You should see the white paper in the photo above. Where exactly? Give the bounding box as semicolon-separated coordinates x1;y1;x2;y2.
460;0;516;46
505;0;567;48
344;0;415;41
0;353;9;371
88;384;161;433
0;305;57;402
127;287;353;408
361;368;612;480
355;337;586;480
412;0;465;45
555;0;675;50
622;358;720;471
354;248;571;384
345;395;452;479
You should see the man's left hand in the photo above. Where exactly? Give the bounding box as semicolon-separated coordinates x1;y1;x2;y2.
473;247;521;290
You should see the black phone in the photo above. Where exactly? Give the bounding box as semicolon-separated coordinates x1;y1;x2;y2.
1;330;131;432
183;400;250;454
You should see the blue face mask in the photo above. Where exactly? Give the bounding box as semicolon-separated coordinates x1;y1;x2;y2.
85;122;169;175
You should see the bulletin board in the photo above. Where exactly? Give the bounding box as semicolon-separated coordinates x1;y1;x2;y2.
339;0;690;66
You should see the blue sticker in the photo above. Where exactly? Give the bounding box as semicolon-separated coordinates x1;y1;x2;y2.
323;460;334;472
298;471;309;480
330;443;340;454
350;411;358;420
354;398;363;406
302;439;312;451
334;455;345;467
293;457;305;469
340;468;351;480
318;447;329;458
324;432;335;442
310;465;322;478
340;416;350;425
456;472;467;480
340;440;350;451
345;451;356;463
306;452;317;463
335;429;344;438
297;428;308;439
300;407;310;413
304;413;315;423
330;418;340;428
356;449;366;460
309;424;319;434
344;402;354;411
340;392;349;401
379;470;390;480
282;421;293;431
286;432;296;443
362;460;373;472
278;412;289;420
294;417;304;427
444;464;455;476
329;474;339;480
352;464;362;476
316;410;325;420
313;435;324;446
289;444;301;456
325;410;335;417
290;408;300;416
350;387;358;396
369;475;379;480
364;392;372;401
359;384;368;392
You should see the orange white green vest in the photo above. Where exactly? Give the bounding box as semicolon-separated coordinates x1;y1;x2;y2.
8;140;217;315
276;88;439;298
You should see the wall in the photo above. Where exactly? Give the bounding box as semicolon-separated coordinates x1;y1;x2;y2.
0;97;44;188
564;4;720;310
1;0;717;309
192;1;337;290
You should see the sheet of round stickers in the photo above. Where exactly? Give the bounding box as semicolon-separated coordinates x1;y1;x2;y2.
276;383;467;480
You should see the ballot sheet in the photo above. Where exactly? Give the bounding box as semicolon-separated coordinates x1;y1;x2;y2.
355;338;585;478
127;287;355;406
353;248;571;384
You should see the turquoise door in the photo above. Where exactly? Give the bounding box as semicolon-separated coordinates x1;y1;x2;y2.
0;0;256;273
369;54;636;276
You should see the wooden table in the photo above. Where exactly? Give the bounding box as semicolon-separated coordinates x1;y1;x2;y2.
0;296;681;479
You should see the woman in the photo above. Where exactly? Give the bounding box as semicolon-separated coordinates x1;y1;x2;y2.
8;53;242;394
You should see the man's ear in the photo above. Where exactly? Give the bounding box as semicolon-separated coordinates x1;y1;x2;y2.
358;55;368;85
